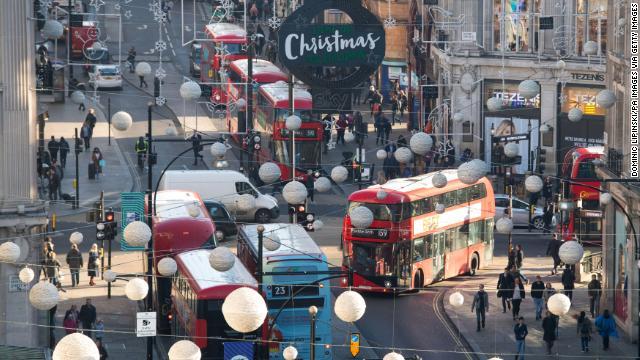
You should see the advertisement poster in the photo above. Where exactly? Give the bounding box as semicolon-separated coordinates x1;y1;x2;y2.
484;117;540;174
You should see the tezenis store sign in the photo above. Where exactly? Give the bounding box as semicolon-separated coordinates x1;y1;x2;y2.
278;0;385;89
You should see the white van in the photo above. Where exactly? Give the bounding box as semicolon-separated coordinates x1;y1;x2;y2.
158;170;280;223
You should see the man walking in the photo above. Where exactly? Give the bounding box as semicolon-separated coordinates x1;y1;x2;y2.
85;109;97;129
79;298;97;338
59;137;70;168
542;311;557;355
139;73;148;88
191;133;204;165
513;317;528;360
588;274;602;318
471;284;489;332
48;136;59;162
546;234;562;275
66;244;83;287
530;275;545;320
561;265;575;301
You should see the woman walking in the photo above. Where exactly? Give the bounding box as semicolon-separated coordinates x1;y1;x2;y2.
497;267;514;313
88;244;100;286
63;305;79;334
44;251;62;286
91;148;104;179
577;311;593;352
511;277;525;320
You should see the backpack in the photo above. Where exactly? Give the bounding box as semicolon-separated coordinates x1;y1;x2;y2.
580;320;590;335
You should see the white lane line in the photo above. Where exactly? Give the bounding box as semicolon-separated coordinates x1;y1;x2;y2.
171;48;176;56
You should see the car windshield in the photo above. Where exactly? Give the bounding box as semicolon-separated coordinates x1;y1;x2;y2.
208;204;230;221
98;68;118;76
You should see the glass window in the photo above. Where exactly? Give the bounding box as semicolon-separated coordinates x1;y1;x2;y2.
513;199;529;209
425;235;433;258
411;201;424;217
485;218;495;244
576;160;596;179
575;0;607;56
296;141;322;169
412;237;426;262
495;198;509;208
235;182;258;197
457;224;469;249
493;0;540;52
469;221;483;245
208;203;230;221
348;202;402;221
351;242;395;277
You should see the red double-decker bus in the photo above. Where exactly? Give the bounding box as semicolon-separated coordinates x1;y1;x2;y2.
200;23;247;101
152;190;218;333
225;59;289;141
172;249;262;358
254;81;321;181
560;146;604;242
341;170;495;292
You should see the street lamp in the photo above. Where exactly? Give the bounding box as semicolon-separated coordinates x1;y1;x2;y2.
309;305;318;360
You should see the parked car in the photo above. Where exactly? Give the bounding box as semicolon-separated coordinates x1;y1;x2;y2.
202;200;237;239
189;42;201;77
494;194;545;230
88;65;122;89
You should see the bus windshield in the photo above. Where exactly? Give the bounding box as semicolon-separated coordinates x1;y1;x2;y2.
351;241;396;277
576;160;596;179
223;43;245;55
348;201;402;221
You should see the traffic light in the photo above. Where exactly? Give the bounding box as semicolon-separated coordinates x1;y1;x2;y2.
289;204;315;231
537;148;547;173
104;208;117;240
96;222;106;241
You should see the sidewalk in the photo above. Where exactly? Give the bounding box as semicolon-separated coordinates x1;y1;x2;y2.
443;256;636;360
53;250;153;358
43;101;135;216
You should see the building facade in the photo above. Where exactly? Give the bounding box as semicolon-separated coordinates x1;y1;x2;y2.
0;0;49;348
412;0;608;177
596;0;638;342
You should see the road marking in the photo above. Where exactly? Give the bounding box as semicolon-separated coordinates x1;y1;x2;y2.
137;24;148;30
184;25;191;32
433;290;473;360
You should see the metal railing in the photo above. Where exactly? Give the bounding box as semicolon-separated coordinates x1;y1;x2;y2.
607;147;623;177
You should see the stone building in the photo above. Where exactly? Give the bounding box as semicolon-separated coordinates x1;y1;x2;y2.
0;0;49;348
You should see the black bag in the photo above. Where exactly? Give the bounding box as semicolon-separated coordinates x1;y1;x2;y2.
88;163;96;179
497;290;503;298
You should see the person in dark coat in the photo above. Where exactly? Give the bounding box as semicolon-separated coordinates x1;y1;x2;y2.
561;265;576;300
79;298;97;338
542;310;557;355
396;135;407;148
96;339;108;360
513;317;528;360
382;116;392;144
546;234;562;274
542;176;553;203
85;109;97;129
305;170;315;202
66;244;83;287
577;310;593;352
48;169;60;201
588;274;602;318
336;114;347;145
530;275;546;320
44;251;61;286
497;267;514;313
471;284;489;332
383;153;399;180
48;136;59;162
515;244;524;269
374;112;384;145
191;134;204;165
511;277;526;320
88;243;99;286
59;137;70;168
543;203;553;233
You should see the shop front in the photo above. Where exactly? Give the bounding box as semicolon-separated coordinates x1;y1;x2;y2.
482;81;541;176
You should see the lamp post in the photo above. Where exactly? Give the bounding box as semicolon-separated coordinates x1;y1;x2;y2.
309;305;318;360
146;102;154;360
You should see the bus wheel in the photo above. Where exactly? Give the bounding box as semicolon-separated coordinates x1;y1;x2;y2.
254;209;271;223
469;254;479;276
413;270;424;291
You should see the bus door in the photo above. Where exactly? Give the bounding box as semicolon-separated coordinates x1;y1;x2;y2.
397;241;411;288
484;219;494;263
431;232;445;281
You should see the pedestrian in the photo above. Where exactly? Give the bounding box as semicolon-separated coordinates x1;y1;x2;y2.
577;311;593;352
543;203;553;233
96;339;108;360
63;305;79;334
85;109;97;129
384;140;398;155
48;136;59;162
543;177;553;203
91;147;104;179
561;265;575;301
336;114;347;144
511;277;525;320
470;284;489;332
510;265;528;285
374;111;384;145
346;112;354;133
515;244;524;269
383;152;399;180
305;170;314;202
542;310;557;355
191;134;203;165
530;275;545;320
139;74;148;88
59;136;70;168
249;2;259;21
396;134;408;148
44;251;61;286
546;234;562;274
354;111;366;142
445;139;455;167
48;169;60;201
95;319;105;341
81;121;93;150
127;46;136;73
66;244;83;287
390;94;398;125
507;247;517;270
52;158;64;195
79;298;97;337
587;274;602;318
88;244;99;286
398;90;407;122
497;267;514;313
595;309;618;350
513;316;528;360
543;282;556;309
375;170;387;185
383;116;392;144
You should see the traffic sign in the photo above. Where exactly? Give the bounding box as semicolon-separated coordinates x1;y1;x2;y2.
136;312;156;337
350;332;360;357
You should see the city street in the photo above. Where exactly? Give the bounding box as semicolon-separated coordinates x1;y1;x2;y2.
1;0;637;359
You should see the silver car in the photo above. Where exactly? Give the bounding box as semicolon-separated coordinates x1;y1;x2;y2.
494;194;545;230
